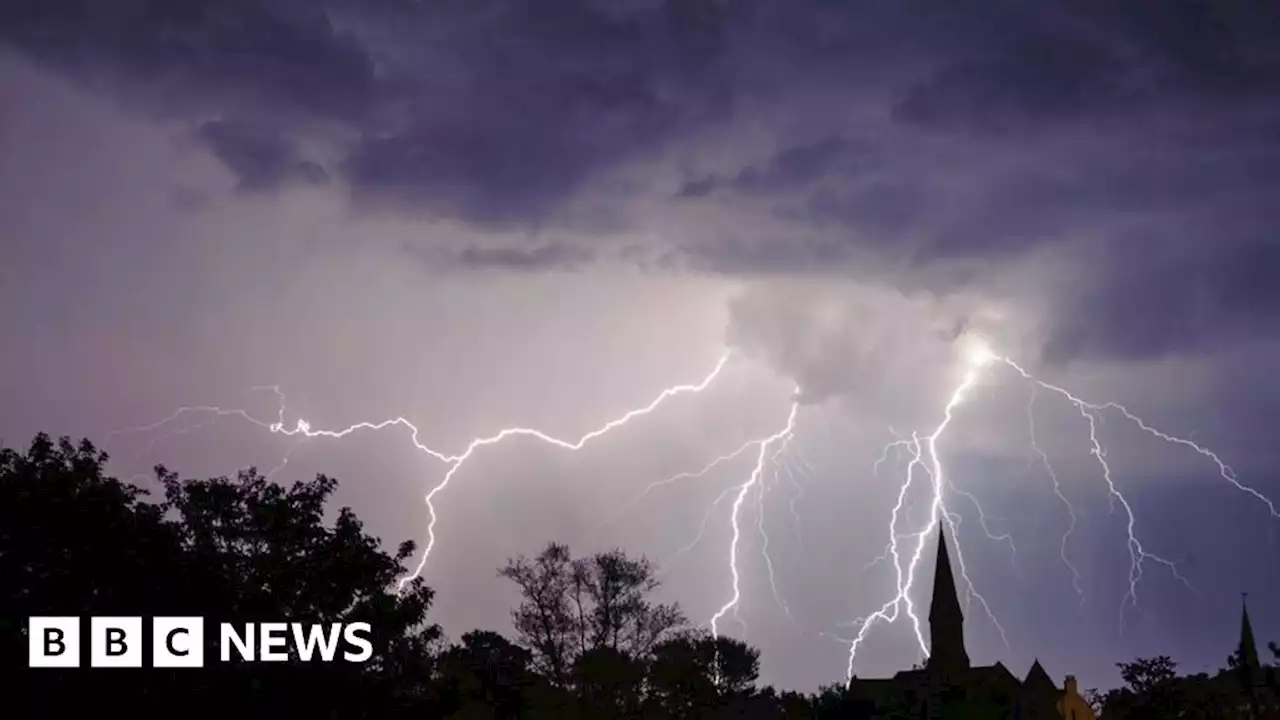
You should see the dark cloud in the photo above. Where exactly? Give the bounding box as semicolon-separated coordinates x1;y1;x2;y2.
343;0;732;225
399;239;598;272
451;243;596;271
3;0;733;225
892;33;1132;133
0;0;376;122
197;120;329;192
675;136;867;199
794;182;925;237
1045;228;1280;363
675;177;717;199
731;137;857;193
6;0;1280;363
894;1;1280;134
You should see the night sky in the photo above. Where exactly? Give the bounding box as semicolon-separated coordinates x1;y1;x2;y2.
3;0;1279;695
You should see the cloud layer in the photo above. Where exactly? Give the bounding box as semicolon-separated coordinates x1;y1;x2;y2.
7;0;1279;373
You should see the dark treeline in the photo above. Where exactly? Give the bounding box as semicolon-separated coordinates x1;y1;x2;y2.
1093;652;1280;719
1;434;1276;718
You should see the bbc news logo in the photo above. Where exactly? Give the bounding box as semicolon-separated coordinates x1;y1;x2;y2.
28;617;373;668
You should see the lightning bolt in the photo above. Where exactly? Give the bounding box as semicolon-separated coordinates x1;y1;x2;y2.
997;355;1278;621
590;442;760;543
774;447;813;551
109;353;735;591
660;483;743;573
710;399;801;638
756;471;794;626
107;329;1279;679
843;365;1005;679
1026;385;1085;605
607;404;807;632
844;343;1279;681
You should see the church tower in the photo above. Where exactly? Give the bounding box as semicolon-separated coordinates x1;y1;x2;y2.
1237;594;1261;690
926;524;970;673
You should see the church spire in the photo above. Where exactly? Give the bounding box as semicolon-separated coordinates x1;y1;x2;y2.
1239;593;1260;673
926;523;970;673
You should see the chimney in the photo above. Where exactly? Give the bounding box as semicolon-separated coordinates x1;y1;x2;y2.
1064;675;1077;695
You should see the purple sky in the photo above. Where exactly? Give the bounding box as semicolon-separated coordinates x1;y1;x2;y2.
3;0;1280;694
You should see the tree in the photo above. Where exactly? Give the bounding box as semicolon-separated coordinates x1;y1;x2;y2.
1119;655;1180;696
1082;687;1105;715
158;465;443;710
1;434;181;634
811;683;873;719
570;548;684;658
646;632;761;716
1104;656;1185;720
572;646;648;718
497;542;577;684
1271;641;1280;696
499;542;685;688
1;433;442;714
776;688;819;718
1177;672;1240;720
435;630;550;719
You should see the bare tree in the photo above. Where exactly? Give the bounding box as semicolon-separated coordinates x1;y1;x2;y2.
571;549;684;657
498;542;576;685
500;542;686;687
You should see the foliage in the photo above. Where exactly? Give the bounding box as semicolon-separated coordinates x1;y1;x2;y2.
1;433;439;714
1099;652;1280;720
646;631;761;715
1082;687;1105;714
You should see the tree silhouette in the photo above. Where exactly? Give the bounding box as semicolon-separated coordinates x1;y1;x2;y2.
570;548;684;657
497;541;577;684
1119;655;1179;696
1099;655;1183;719
435;629;561;718
1;434;442;714
1098;650;1280;720
499;542;685;686
1;434;179;629
812;682;875;719
1082;687;1105;714
645;632;764;717
157;465;443;709
573;646;648;717
496;542;800;718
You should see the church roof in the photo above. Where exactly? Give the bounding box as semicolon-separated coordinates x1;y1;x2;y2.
1023;659;1059;698
848;662;1033;712
888;662;1020;688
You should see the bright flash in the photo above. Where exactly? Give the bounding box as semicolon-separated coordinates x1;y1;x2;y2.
960;336;996;369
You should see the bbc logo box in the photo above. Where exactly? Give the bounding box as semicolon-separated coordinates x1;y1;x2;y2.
28;617;372;667
29;617;204;668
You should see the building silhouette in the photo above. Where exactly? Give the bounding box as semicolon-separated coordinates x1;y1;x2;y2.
1224;594;1279;718
846;525;1097;719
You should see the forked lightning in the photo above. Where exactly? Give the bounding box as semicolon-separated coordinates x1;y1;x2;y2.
110;353;735;591
106;335;1279;679
842;338;1279;680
